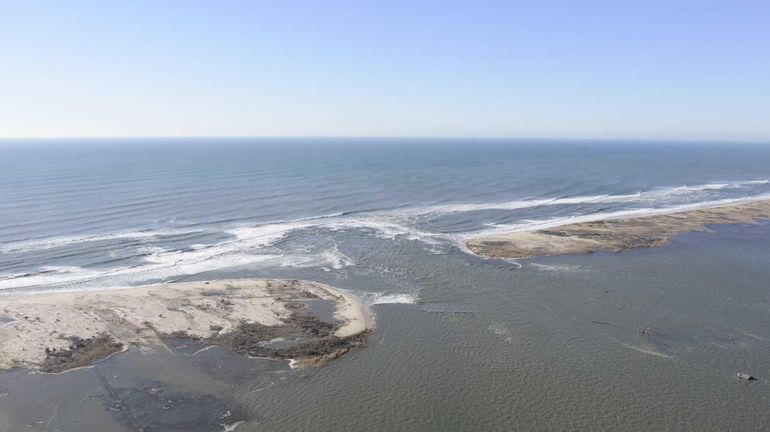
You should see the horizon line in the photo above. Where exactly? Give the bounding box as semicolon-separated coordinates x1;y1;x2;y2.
1;135;770;144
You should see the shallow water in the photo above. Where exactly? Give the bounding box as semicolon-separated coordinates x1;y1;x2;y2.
3;223;769;431
1;139;770;430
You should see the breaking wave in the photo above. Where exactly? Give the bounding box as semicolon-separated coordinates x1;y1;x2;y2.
2;179;769;292
364;292;420;305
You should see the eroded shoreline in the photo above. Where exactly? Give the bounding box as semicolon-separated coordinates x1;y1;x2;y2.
466;198;770;260
0;279;372;372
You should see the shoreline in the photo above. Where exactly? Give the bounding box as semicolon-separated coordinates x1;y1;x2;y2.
465;198;770;260
0;279;373;372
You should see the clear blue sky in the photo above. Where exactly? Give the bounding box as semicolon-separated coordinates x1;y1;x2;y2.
1;0;769;140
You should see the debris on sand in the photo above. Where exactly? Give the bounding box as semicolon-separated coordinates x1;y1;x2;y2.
40;334;123;373
0;279;372;372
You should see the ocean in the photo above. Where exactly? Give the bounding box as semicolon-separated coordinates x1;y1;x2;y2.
2;138;770;431
2;138;770;294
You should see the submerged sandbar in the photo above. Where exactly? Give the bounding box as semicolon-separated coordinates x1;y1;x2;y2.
466;198;770;260
0;279;372;372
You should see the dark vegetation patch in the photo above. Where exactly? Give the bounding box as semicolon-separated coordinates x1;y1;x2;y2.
213;310;367;364
165;330;201;339
41;334;123;373
275;331;370;364
148;299;368;365
265;279;321;299
36;285;364;372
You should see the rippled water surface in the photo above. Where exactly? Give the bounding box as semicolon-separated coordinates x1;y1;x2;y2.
1;139;770;431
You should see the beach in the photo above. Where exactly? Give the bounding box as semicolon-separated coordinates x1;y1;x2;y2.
0;279;372;372
466;198;770;260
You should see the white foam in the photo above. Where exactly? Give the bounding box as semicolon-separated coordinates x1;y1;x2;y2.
366;292;419;305
0;266;102;290
3;179;769;292
227;214;442;247
488;321;514;344
0;222;356;291
225;221;312;246
612;338;673;359
0;251;285;291
290;245;356;272
0;227;204;254
529;263;580;272
4;179;767;257
0;221;304;290
320;246;354;270
392;179;769;218
399;194;635;217
461;194;770;240
324;217;442;243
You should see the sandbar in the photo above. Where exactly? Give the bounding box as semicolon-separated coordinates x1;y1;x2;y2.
466;198;770;260
0;279;372;372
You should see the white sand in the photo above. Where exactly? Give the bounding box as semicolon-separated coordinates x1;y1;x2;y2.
0;279;371;371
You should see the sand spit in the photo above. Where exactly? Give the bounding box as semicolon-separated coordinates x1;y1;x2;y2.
0;279;372;372
466;198;770;260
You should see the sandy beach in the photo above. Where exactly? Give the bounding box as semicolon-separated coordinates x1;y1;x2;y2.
0;279;372;372
466;198;770;260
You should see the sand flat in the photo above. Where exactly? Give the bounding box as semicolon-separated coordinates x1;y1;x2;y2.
466;198;770;260
0;279;372;371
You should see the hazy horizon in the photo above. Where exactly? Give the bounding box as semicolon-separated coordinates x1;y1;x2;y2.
2;136;770;145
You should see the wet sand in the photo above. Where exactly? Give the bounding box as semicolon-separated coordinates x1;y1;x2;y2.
466;198;770;259
0;279;372;372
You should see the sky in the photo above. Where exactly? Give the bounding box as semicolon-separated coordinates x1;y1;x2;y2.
1;0;769;140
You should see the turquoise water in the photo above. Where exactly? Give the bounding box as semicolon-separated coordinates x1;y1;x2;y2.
1;139;770;430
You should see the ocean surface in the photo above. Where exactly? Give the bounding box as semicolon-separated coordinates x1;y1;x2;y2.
2;139;770;431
